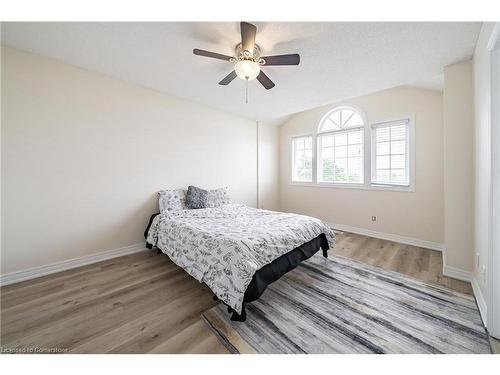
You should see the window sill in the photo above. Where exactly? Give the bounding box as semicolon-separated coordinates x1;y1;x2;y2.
289;181;414;192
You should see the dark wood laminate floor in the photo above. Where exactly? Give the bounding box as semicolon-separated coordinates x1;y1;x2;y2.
0;232;476;353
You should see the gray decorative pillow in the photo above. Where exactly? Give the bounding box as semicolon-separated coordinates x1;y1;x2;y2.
186;185;209;209
206;187;231;208
158;189;188;213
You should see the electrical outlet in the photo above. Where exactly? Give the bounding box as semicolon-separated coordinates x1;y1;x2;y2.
476;253;480;268
371;216;377;222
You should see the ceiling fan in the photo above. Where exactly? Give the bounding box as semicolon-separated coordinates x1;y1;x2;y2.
193;22;300;90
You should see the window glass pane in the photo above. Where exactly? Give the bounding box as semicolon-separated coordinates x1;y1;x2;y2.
331;110;341;127
376;141;390;155
391;140;406;154
348;113;364;127
391;154;406;169
334;164;347;182
390;169;407;184
292;136;312;182
320;108;364;133
321;134;334;147
318;109;365;185
376;155;390;169
348;174;362;183
334;158;348;183
334;133;347;146
348;157;363;183
348;130;362;144
340;109;353;126
321;147;334;159
321;159;334;182
348;144;362;157
335;158;348;170
371;120;410;186
321;121;336;132
376;127;390;142
334;145;347;158
376;169;390;183
391;125;406;140
295;137;304;150
299;169;312;181
349;157;362;172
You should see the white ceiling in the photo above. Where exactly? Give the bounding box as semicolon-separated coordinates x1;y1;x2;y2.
1;22;481;120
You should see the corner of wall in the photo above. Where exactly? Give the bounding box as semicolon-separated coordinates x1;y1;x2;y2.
471;276;488;327
442;59;475;276
442;250;487;327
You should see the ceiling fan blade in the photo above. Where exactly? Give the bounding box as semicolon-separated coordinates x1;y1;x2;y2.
193;48;233;61
218;71;237;85
261;54;300;66
240;22;257;52
256;70;275;90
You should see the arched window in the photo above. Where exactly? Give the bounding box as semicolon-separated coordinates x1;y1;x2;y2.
317;107;365;184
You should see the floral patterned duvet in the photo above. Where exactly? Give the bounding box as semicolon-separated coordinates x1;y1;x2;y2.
146;204;335;313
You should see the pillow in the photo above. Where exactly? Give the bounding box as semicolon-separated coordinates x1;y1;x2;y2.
186;185;208;209
206;187;231;208
158;189;187;213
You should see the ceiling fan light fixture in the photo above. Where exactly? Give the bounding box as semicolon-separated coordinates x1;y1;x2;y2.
193;22;300;91
234;60;260;81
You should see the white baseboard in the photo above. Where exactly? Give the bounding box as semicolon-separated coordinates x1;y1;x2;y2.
441;254;487;328
0;243;147;286
471;277;488;328
329;222;444;251
442;264;473;282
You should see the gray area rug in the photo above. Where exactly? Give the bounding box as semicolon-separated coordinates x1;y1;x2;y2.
202;255;491;354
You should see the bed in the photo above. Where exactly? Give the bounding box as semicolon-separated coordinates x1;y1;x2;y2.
145;204;335;321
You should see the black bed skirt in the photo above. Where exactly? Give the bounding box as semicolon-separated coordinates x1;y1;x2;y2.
243;233;329;303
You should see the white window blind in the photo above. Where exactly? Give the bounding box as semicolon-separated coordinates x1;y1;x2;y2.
292;135;313;182
318;129;364;184
371;119;410;186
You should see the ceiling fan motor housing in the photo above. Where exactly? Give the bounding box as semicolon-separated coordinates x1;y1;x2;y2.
232;43;266;66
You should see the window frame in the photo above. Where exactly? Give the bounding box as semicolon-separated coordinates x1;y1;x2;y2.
316;105;367;187
370;116;415;191
291;134;314;183
289;107;415;192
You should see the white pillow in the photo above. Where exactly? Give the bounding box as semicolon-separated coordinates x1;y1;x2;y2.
205;187;231;208
158;189;187;213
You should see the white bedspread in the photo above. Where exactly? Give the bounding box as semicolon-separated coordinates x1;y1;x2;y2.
146;204;335;313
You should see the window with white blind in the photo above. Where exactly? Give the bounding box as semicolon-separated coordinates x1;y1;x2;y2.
317;107;364;184
371;119;411;186
290;108;414;191
291;135;313;182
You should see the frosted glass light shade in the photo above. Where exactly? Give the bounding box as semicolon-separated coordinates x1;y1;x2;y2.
234;60;260;81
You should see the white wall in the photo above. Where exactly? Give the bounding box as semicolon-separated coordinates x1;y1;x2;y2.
1;47;257;275
472;22;500;333
279;86;444;245
257;116;289;211
257;123;280;211
489;33;500;338
473;22;496;302
442;60;474;273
